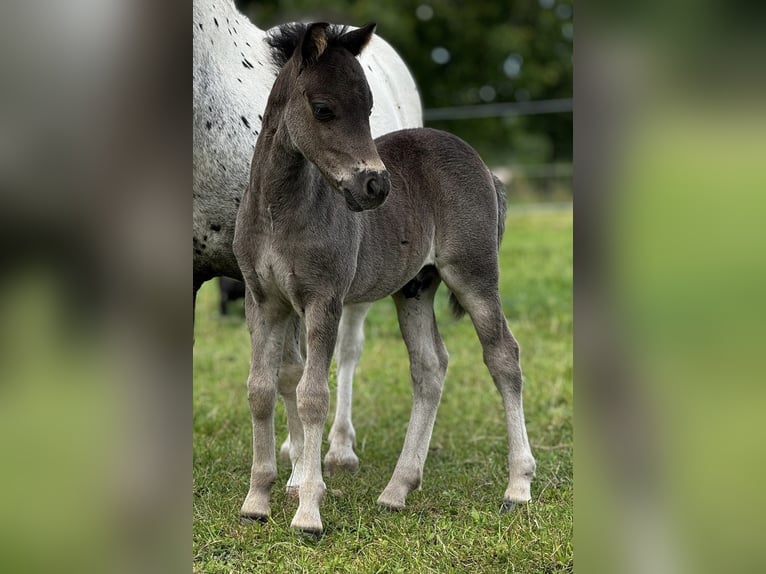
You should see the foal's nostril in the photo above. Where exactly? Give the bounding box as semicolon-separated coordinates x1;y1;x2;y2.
364;171;390;199
366;176;381;197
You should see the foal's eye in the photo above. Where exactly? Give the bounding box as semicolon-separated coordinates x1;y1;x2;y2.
312;103;335;122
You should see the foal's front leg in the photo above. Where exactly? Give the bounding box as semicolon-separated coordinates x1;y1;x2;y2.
281;303;369;474
290;298;342;534
240;293;291;521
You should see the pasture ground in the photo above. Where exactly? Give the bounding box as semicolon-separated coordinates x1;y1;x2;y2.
193;207;572;573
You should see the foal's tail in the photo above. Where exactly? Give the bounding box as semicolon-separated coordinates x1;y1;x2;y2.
448;173;508;319
493;173;508;246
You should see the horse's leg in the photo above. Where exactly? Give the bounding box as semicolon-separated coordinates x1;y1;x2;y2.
218;278;228;316
239;288;292;521
378;268;448;509
290;298;342;533
277;314;307;499
193;276;203;342
439;264;536;511
278;322;301;464
279;436;291;462
325;302;370;473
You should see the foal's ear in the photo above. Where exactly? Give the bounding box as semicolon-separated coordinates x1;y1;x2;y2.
340;22;376;56
300;22;330;69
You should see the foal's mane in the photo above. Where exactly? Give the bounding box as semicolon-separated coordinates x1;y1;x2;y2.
267;23;351;68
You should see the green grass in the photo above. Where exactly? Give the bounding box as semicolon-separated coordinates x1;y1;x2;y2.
193;207;572;573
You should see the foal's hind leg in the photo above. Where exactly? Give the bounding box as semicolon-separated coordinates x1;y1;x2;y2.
439;265;536;509
378;268;449;509
325;302;370;473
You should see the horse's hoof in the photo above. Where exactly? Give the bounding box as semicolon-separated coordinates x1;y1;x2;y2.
239;513;268;524
500;501;517;514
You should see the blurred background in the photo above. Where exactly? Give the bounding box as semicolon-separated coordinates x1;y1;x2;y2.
236;0;573;202
575;2;766;574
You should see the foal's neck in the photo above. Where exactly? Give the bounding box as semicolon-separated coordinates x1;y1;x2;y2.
251;119;331;231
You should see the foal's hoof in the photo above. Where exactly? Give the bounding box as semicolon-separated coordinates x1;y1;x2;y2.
500;501;517;514
376;490;407;511
324;450;360;475
297;526;323;539
377;477;415;511
239;513;269;524
377;502;404;513
290;517;323;536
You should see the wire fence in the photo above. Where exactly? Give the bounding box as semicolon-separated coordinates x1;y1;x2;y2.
423;98;572;121
511;162;572;180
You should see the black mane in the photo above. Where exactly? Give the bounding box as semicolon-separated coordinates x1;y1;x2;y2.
267;23;351;69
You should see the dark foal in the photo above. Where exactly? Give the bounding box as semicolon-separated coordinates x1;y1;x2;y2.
233;22;535;533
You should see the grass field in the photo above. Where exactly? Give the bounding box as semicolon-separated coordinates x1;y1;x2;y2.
193;207;572;573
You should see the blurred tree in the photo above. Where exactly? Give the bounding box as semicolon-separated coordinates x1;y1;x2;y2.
235;0;571;169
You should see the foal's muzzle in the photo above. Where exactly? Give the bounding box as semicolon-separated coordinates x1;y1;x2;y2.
342;169;390;212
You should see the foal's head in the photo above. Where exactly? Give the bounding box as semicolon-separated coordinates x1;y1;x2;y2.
268;23;390;211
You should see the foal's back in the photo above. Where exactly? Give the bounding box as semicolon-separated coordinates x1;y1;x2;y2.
376;127;498;220
375;128;499;254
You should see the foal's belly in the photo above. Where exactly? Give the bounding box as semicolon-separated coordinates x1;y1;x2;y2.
344;221;435;304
